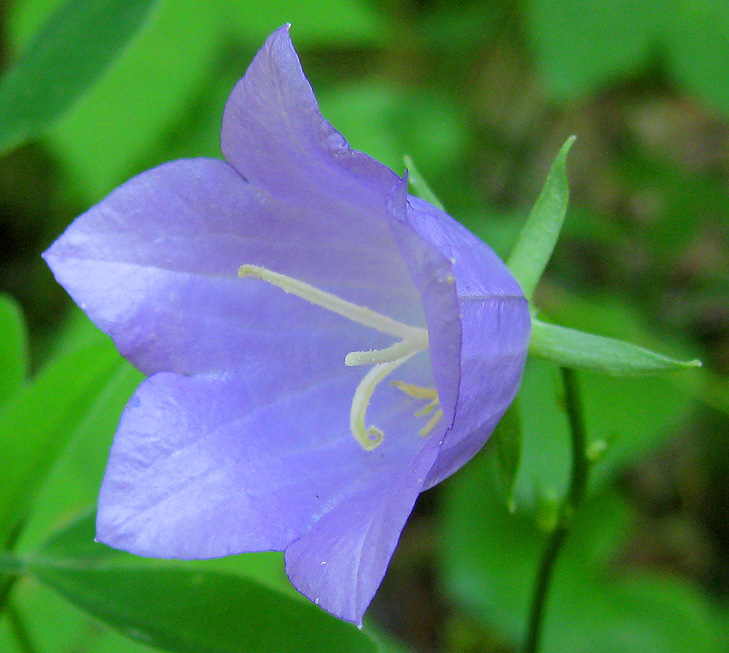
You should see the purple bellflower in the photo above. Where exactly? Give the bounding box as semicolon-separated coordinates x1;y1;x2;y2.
43;26;530;624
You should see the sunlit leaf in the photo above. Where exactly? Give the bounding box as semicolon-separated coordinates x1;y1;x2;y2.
213;0;384;46
0;0;159;154
526;0;661;100
0;341;120;547
14;356;141;553
663;0;729;118
513;355;694;508
47;0;221;200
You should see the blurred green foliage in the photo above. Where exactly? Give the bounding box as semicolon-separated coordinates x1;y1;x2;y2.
1;0;729;651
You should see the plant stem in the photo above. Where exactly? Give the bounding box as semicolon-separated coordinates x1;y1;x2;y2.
523;366;589;653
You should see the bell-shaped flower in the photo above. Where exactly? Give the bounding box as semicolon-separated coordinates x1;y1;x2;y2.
43;26;531;625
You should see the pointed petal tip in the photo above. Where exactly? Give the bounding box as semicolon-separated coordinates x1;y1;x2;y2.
263;23;296;57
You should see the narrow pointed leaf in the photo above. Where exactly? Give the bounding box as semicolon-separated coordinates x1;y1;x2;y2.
0;0;158;154
529;318;701;376
0;295;28;408
507;136;575;300
30;513;376;653
0;341;121;547
404;154;445;210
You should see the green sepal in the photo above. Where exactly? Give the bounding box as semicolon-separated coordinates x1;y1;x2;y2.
529;318;701;376
404;154;446;210
507;136;575;300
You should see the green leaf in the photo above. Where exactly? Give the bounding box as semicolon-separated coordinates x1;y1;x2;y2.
14;357;142;552
0;295;29;408
442;451;725;652
213;0;385;47
491;399;523;509
513;355;694;508
0;0;159;154
29;514;377;653
404;155;445;210
46;0;220;200
507;137;575;300
663;0;729;118
529;318;701;375
526;0;661;100
0;340;121;547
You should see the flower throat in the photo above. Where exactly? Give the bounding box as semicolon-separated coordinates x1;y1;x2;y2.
238;265;443;451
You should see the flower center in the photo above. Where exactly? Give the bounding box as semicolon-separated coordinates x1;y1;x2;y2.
238;264;442;451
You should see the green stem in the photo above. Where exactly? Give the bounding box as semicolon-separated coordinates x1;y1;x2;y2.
523;367;589;653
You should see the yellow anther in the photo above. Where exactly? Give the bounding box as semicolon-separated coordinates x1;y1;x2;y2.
415;398;439;416
391;381;439;400
393;381;443;436
419;408;444;437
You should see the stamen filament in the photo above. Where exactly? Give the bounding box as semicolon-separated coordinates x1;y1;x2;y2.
239;263;441;451
350;353;416;451
239;264;427;342
345;338;428;367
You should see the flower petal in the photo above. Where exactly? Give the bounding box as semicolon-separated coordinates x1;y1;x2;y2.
386;178;461;435
221;25;397;208
43;158;422;377
221;27;426;325
396;195;531;488
97;363;438;561
284;434;440;625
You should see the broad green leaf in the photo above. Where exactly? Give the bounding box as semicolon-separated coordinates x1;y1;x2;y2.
663;0;729;118
33;566;379;653
526;0;661;100
14;356;141;553
319;82;469;180
46;0;220;200
530;318;701;375
30;515;377;653
0;0;159;154
513;358;571;506
507;137;575;300
0;340;121;547
4;564;158;653
404;155;445;210
0;295;29;407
